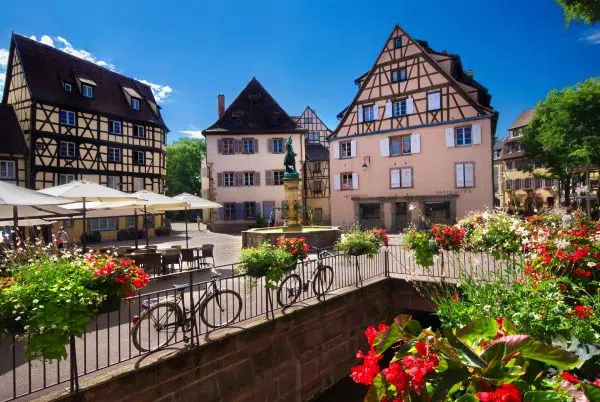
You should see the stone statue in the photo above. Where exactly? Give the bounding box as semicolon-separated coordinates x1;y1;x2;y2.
283;136;299;178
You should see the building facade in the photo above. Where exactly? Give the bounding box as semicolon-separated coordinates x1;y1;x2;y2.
493;139;505;208
2;34;168;241
0;104;28;187
203;78;306;233
500;109;559;211
293;107;332;224
329;24;497;231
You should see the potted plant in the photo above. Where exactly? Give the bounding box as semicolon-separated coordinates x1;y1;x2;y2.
277;236;310;269
238;241;296;288
336;229;381;258
403;227;439;267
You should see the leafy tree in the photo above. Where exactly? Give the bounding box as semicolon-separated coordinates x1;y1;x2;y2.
521;78;600;206
556;0;600;24
165;137;205;196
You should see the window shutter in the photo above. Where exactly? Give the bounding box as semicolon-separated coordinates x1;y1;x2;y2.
350;140;357;158
235;203;244;220
406;97;414;114
254;171;260;185
334;174;341;190
263;201;274;220
410;134;421;154
236;172;244;186
333;143;340;159
456;164;464;188
380;138;390;157
268;139;273;153
428;92;440;110
217;139;223;154
401;167;412;188
218;207;224;220
357;105;363;123
373;104;379;120
385;101;392;118
472;124;482;145
464;163;474;187
253;138;259;153
233;139;240;153
352;172;359;189
445;128;455;147
217;172;223;187
390;168;400;188
255;202;261;216
265;170;273;185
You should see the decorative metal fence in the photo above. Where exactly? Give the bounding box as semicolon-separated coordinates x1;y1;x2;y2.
0;247;518;401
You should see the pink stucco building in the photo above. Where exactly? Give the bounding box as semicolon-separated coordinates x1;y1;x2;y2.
329;25;498;231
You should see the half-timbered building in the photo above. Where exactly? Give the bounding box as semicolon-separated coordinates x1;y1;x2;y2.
293;107;332;224
329;24;497;230
0;104;28;186
1;34;168;241
203;78;306;233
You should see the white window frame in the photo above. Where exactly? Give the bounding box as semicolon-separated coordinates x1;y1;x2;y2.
82;84;94;98
0;160;16;179
58;174;76;185
273;138;284;153
223;172;234;187
456;162;475;188
390;135;411;156
391;68;407;83
392;100;407;117
427;91;441;111
390;167;413;189
455;127;472;147
134;125;145;138
131;98;141;110
133;150;145;165
244;202;256;220
340;141;352;158
341;172;353;190
242;138;254;154
107;176;121;190
363;105;375;122
89;217;117;231
273;170;284;186
64;83;72;92
305;132;320;143
133;177;144;191
59;141;76;158
108;147;122;162
126;216;136;228
244;171;255;186
109;120;122;135
59;110;76;126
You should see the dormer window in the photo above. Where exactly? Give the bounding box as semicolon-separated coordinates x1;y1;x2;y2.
82;84;94;98
393;37;402;49
64;83;72;92
131;98;141;110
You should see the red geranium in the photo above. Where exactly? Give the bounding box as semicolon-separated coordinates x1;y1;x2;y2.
561;371;580;384
432;224;466;251
368;228;389;246
476;383;521;402
277;236;310;260
570;305;593;319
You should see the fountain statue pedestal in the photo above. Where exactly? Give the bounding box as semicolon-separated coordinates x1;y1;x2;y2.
283;176;301;229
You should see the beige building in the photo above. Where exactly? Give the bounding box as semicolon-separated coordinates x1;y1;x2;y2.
329;24;497;231
293;107;332;224
0;104;28;187
2;34;168;241
500;109;559;211
203;78;306;233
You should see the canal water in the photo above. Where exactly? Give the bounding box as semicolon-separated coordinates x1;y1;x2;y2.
312;311;441;401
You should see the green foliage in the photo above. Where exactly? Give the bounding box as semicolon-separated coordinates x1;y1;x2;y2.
556;0;600;23
335;229;382;258
464;212;522;258
403;228;439;267
165;137;205;196
0;257;103;360
237;242;296;289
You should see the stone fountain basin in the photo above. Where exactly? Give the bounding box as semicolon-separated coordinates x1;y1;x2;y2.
241;226;341;249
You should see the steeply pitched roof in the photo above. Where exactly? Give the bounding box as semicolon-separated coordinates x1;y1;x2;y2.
493;139;505;151
509;109;534;130
0;104;28;154
203;78;304;134
9;34;166;128
306;143;329;161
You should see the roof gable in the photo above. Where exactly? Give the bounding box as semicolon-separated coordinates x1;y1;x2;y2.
509;109;534;130
0;104;28;154
203;78;303;134
12;34;166;127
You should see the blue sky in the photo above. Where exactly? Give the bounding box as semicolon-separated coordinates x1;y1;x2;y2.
0;0;598;143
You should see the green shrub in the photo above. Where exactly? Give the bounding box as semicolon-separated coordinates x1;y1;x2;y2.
335;229;381;258
237;242;296;288
403;228;439;267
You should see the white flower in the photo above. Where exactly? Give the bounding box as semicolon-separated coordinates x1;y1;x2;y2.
588;262;596;268
33;299;38;304
15;316;20;321
409;204;416;211
555;239;569;250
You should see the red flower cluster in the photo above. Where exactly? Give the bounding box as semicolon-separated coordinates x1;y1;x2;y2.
277;236;310;260
570;305;593;319
350;324;388;385
368;228;389;246
432;224;466;251
476;383;521;402
561;371;580;384
84;253;149;298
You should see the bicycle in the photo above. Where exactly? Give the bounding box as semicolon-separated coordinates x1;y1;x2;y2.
277;248;335;308
130;269;243;352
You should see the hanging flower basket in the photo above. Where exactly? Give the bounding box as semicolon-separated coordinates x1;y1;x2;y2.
238;242;297;289
97;294;122;314
336;229;381;258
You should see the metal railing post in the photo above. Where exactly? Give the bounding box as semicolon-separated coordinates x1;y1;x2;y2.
384;247;389;277
69;335;79;394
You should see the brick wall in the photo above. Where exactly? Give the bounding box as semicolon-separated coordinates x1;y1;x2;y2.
54;278;433;402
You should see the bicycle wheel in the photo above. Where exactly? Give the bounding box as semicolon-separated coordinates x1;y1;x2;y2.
313;265;334;297
131;301;182;353
199;289;243;329
277;274;302;307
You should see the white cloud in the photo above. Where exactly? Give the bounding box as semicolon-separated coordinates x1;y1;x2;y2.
581;29;600;45
137;79;173;104
40;35;54;47
178;130;204;139
0;48;8;94
55;36;116;70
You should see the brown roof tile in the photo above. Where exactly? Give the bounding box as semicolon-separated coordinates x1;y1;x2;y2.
509;109;534;130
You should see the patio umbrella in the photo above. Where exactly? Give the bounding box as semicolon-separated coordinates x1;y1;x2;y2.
173;193;222;247
0;181;71;245
38;180;134;248
62;200;151;249
131;191;189;247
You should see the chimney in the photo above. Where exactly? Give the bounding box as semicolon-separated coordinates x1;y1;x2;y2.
218;94;225;118
464;70;474;78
